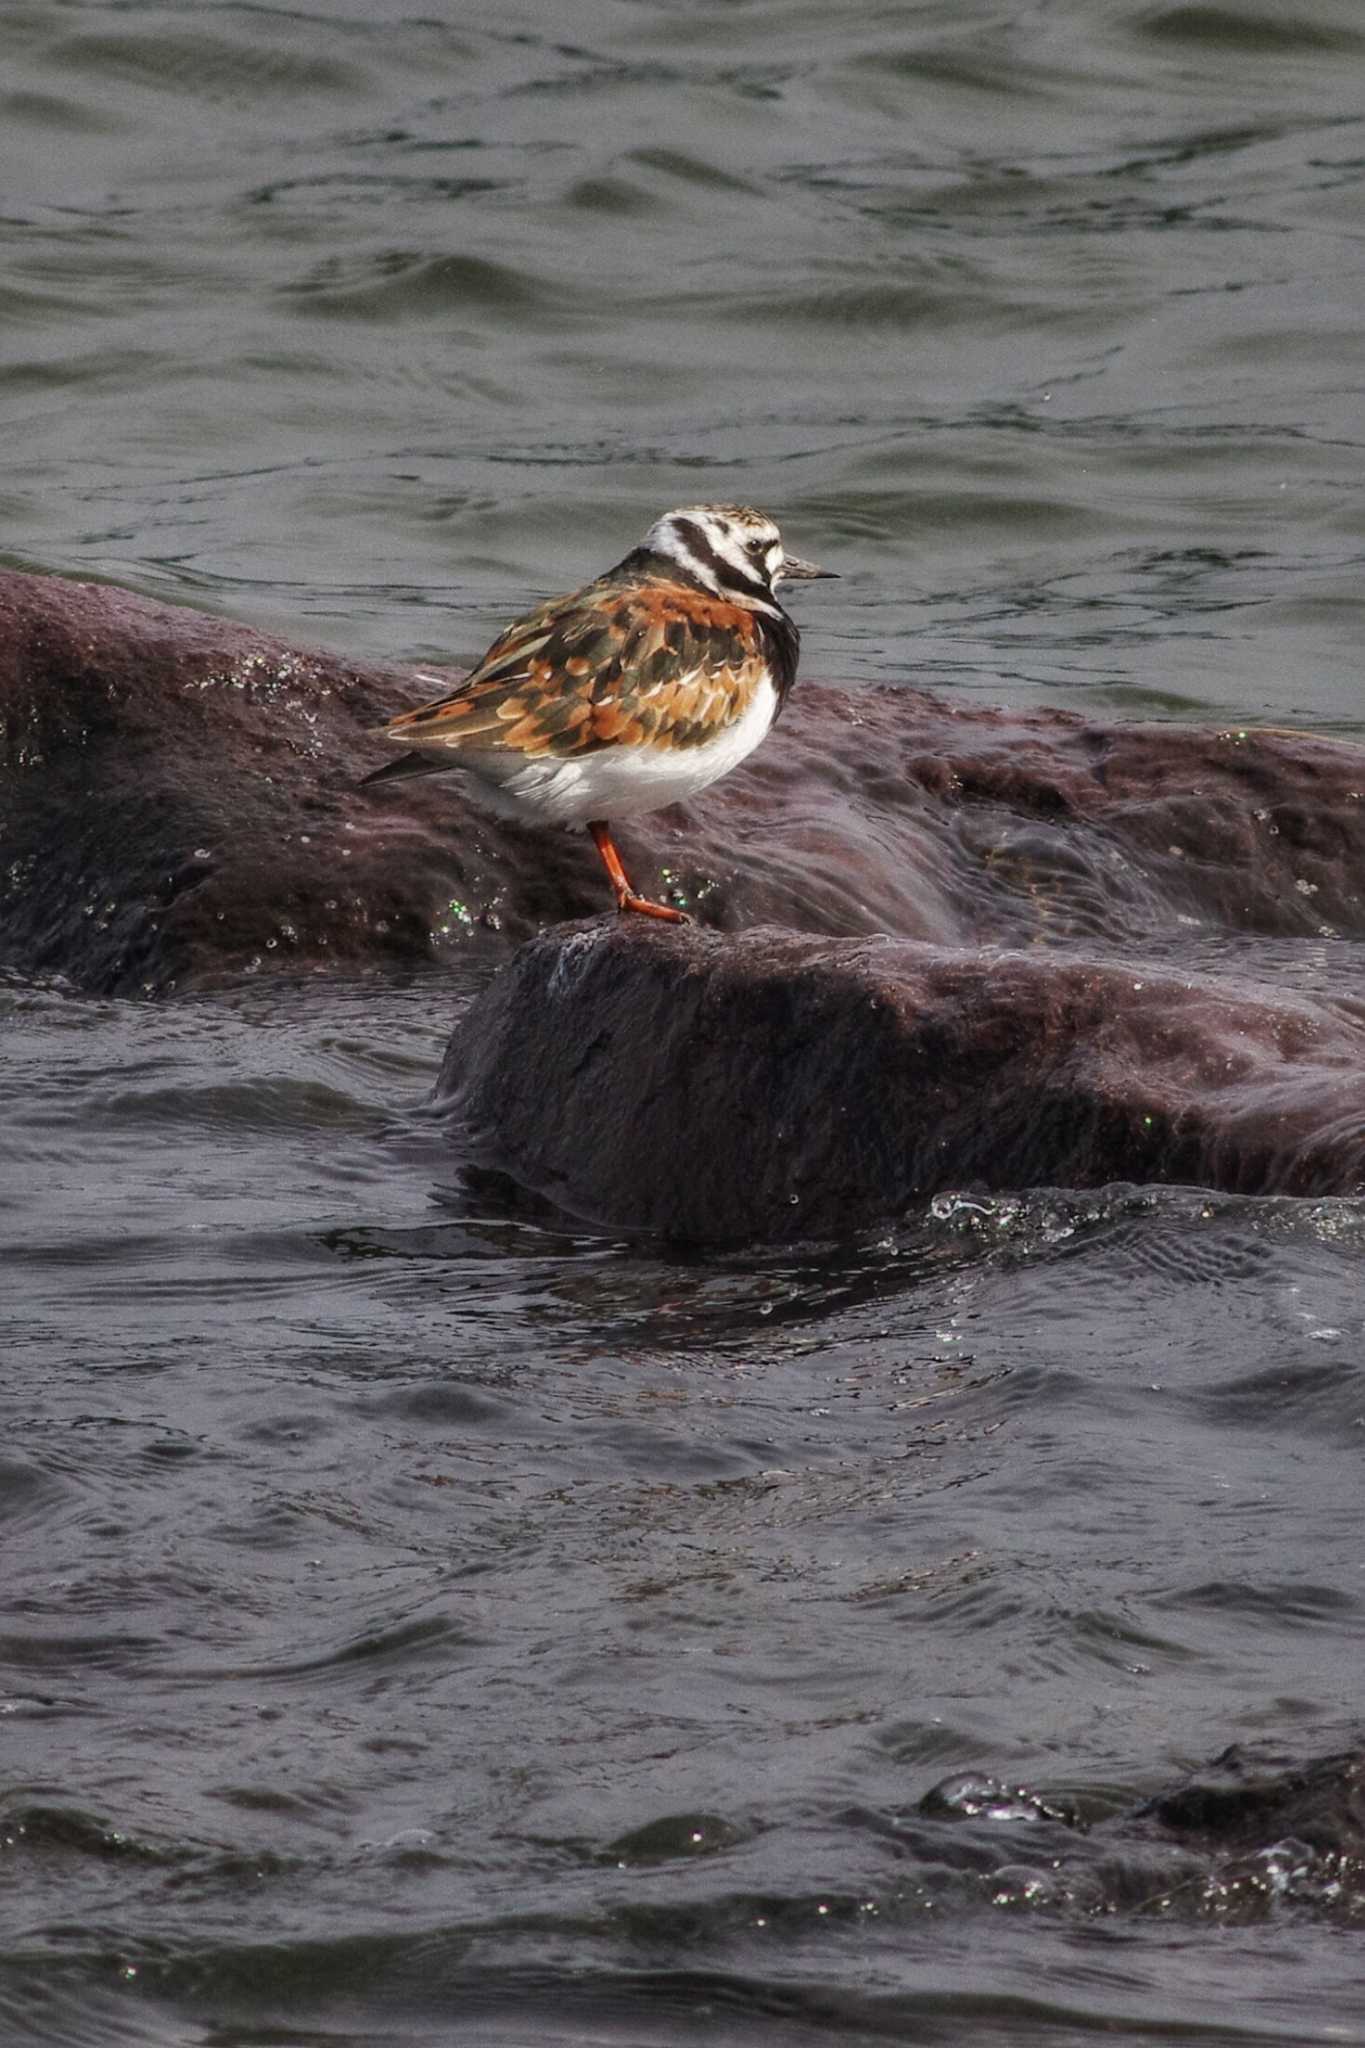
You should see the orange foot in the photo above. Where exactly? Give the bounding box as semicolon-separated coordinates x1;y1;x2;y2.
618;892;691;925
587;819;691;926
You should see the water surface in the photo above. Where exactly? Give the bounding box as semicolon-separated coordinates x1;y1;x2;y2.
3;2;1364;2042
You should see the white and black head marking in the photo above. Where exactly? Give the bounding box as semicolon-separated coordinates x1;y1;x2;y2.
644;503;816;613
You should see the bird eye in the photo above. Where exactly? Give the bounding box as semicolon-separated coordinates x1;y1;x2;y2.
747;537;768;557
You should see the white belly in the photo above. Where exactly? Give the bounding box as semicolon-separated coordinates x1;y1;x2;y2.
459;677;780;827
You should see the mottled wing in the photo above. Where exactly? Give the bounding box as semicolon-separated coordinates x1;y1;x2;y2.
371;580;772;762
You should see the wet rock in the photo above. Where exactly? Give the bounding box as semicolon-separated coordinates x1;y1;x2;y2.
1137;1743;1365;1859
712;682;1365;948
436;920;1365;1239
916;1742;1365;1921
0;566;589;994
4;566;1365;993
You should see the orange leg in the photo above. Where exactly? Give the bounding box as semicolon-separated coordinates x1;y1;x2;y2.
587;821;690;924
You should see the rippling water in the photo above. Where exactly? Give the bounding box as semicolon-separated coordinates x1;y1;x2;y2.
4;2;1365;2043
7;0;1363;721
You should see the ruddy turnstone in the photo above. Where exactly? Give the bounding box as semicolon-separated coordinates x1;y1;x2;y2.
362;503;834;922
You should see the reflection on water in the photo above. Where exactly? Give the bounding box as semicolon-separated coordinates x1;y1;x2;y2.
4;0;1365;2039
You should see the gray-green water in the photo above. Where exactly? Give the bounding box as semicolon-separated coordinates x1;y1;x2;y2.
3;3;1364;2043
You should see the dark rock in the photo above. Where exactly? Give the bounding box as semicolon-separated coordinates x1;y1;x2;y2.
716;684;1365;947
0;567;589;994
1138;1743;1365;1859
915;1742;1365;1920
436;920;1365;1239
4;566;1365;993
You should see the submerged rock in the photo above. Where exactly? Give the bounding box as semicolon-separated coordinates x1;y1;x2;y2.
1137;1743;1365;1860
3;566;1365;993
436;920;1365;1238
917;1742;1365;1921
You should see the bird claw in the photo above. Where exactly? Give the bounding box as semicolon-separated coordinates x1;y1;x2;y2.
617;893;691;925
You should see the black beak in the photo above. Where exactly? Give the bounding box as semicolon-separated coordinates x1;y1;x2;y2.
779;552;837;582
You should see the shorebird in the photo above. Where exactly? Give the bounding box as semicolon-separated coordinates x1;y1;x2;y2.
362;503;834;921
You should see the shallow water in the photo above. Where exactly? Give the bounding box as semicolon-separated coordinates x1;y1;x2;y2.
3;2;1365;2043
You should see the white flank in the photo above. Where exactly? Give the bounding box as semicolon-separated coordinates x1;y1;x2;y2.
452;675;780;828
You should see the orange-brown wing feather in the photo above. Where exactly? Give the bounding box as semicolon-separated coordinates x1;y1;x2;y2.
377;581;768;759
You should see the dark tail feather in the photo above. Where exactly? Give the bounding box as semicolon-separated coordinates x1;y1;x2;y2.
361;750;457;788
